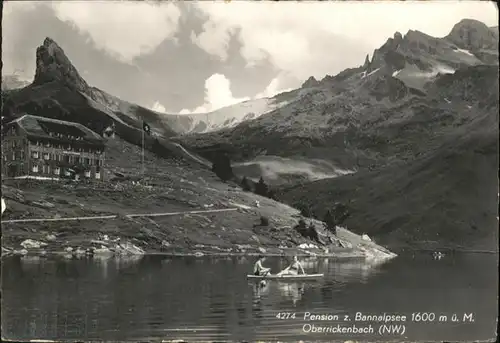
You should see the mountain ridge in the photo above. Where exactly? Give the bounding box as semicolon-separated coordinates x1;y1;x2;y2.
2;37;288;135
176;18;498;250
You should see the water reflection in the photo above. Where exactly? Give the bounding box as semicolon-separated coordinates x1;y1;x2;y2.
2;253;497;342
275;282;305;305
319;258;389;284
250;279;310;307
236;256;248;265
93;254;144;279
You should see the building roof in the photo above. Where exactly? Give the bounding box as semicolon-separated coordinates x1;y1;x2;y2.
8;114;105;146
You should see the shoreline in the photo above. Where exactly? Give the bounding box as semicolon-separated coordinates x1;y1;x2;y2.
1;251;370;259
1;245;372;260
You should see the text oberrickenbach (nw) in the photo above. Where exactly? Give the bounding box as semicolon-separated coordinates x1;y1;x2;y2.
275;311;476;336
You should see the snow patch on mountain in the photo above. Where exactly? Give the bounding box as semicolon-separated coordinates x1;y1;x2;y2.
453;48;475;57
184;97;289;133
362;68;381;79
392;70;402;77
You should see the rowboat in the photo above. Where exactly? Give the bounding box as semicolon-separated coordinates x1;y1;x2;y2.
247;273;324;280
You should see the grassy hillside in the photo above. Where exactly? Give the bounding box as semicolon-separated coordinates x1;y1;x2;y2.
2;137;364;257
277;110;499;251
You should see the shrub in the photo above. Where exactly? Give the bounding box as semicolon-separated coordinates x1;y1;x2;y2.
297;218;307;228
241;176;252;191
254;177;269;197
260;216;270;226
212;153;234;181
267;189;277;200
295;202;313;217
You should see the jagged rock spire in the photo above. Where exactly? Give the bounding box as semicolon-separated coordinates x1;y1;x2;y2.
363;54;371;69
302;76;320;88
33;37;91;94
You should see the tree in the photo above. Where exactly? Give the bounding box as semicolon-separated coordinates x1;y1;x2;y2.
260;216;269;226
323;209;337;235
212;153;233;181
254;176;269;197
295;202;313;218
267;189;277;200
332;202;350;224
241;176;252;191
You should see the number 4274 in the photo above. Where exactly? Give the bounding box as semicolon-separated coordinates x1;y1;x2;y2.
276;312;296;319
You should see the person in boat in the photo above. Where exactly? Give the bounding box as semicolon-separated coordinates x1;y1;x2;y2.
254;255;271;276
277;256;306;276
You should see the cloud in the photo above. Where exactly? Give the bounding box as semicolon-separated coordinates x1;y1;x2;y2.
174;73;291;115
192;1;498;81
179;73;249;114
190;21;236;62
255;76;293;99
51;1;182;62
151;101;166;113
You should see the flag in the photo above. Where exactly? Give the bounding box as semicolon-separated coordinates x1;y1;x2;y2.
102;122;115;138
143;121;151;135
103;125;114;138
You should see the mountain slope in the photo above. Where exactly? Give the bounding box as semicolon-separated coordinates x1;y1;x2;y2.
178;19;499;250
178;97;290;134
1;38;396;258
179;19;498;168
1;75;31;91
2;38;182;138
277;108;498;251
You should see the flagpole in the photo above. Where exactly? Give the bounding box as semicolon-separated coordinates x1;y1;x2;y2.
142;120;145;177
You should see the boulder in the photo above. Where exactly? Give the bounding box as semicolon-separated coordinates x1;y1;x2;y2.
20;239;48;249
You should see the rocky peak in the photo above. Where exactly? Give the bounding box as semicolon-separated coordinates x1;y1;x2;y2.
33;37;91;94
301;76;320;88
393;31;403;44
369;33;406;72
446;19;498;51
403;29;436;46
363;54;371;69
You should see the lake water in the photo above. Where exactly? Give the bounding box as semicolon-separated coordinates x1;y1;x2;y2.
1;252;497;342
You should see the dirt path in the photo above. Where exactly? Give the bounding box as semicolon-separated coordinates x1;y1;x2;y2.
1;207;239;224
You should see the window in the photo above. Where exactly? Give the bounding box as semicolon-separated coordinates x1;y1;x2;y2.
12;152;15;161
85;170;91;178
54;167;60;175
43;153;50;160
47;165;51;174
42;165;46;174
32;151;39;159
32;165;39;173
20;151;24;159
84;158;90;165
95;172;101;179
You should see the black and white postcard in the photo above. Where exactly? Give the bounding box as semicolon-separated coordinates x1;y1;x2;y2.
1;1;498;342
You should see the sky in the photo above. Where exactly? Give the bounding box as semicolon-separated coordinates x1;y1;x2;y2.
2;1;498;114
